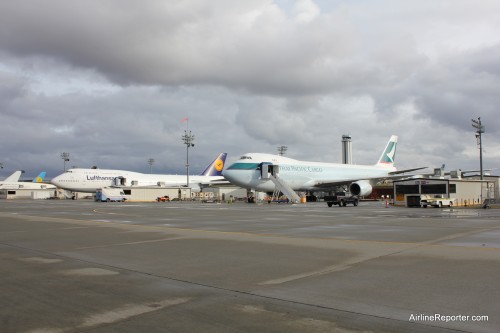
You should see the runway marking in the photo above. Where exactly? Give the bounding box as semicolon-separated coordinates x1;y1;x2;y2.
259;263;354;285
63;268;119;276
81;298;190;326
27;298;190;333
236;304;354;332
74;237;183;250
4;211;500;254
258;252;403;286
22;257;63;264
422;227;500;245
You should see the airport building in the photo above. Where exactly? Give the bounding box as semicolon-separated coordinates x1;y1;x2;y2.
90;185;247;203
120;186;191;202
0;188;57;200
393;174;498;207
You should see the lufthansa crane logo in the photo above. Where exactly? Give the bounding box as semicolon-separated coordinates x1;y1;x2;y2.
215;159;224;171
214;158;224;171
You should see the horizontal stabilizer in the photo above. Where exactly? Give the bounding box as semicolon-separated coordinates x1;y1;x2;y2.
388;167;428;175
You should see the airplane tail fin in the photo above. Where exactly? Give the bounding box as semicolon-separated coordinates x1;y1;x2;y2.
200;153;227;176
376;135;398;167
4;171;22;182
33;171;47;183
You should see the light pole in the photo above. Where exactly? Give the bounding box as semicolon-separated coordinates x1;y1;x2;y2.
182;130;195;187
277;146;288;156
471;117;485;181
60;152;70;172
148;158;155;174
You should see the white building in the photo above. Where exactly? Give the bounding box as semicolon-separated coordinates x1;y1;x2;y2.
393;178;495;207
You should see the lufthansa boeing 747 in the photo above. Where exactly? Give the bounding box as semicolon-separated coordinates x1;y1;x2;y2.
51;153;227;193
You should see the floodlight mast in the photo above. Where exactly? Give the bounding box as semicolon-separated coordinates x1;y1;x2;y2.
471;117;485;181
60;152;70;172
148;158;155;174
182;130;195;187
277;146;288;156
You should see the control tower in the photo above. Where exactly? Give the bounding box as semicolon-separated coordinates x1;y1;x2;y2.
341;135;352;164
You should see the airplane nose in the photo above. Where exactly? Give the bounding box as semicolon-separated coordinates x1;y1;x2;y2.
222;169;249;188
221;169;232;180
221;169;238;183
50;176;61;187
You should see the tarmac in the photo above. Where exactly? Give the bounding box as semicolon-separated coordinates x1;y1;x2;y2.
1;199;499;333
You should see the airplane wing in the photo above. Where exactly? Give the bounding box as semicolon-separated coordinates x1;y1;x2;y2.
200;179;232;187
313;179;359;189
312;167;428;189
388;167;428;175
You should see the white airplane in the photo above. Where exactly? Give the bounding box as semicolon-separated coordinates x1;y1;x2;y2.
51;153;227;193
222;136;424;197
0;171;56;190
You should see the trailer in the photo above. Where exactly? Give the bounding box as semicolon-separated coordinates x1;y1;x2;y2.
96;188;127;202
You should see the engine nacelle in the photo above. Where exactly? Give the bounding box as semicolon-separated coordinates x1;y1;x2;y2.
349;180;373;197
189;184;202;193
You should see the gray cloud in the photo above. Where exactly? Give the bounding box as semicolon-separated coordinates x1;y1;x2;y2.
1;0;499;179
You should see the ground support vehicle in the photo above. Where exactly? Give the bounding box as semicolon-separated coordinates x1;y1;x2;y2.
420;195;456;208
95;188;127;202
324;192;359;207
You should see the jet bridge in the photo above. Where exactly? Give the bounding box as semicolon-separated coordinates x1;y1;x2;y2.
259;162;301;203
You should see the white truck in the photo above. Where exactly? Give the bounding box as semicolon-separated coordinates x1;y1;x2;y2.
420;195;456;208
95;188;127;202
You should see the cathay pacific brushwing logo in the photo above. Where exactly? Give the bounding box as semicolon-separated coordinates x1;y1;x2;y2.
382;142;396;163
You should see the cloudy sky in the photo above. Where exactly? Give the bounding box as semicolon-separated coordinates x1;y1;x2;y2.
1;0;499;179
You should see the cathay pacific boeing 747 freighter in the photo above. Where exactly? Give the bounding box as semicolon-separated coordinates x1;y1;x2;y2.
222;136;424;197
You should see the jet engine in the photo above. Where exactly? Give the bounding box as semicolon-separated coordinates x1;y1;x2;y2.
189;184;202;193
349;180;373;196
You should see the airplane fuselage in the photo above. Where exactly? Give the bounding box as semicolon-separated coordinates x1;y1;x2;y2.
0;182;56;190
223;153;396;192
51;168;224;193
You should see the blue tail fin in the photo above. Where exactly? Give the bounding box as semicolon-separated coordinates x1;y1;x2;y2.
376;135;398;167
33;171;47;183
200;153;227;176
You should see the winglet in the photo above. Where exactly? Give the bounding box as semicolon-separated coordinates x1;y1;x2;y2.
200;153;227;176
376;135;398;167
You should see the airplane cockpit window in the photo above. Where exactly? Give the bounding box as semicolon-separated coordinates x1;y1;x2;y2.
239;156;252;160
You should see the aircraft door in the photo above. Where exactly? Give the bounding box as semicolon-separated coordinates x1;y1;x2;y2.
260;162;272;179
114;177;126;186
260;163;279;179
